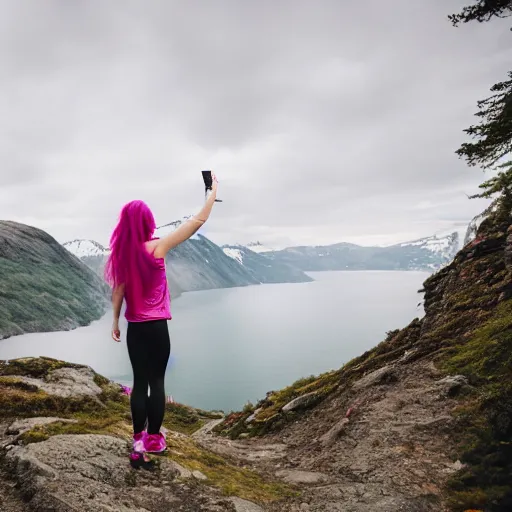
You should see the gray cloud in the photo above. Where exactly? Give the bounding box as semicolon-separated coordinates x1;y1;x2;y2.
0;0;510;248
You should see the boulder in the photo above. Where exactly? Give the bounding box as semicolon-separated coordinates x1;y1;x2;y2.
6;417;78;436
282;392;318;413
18;367;102;398
352;365;398;390
435;375;469;397
275;469;328;485
231;497;265;512
5;434;236;511
319;418;350;447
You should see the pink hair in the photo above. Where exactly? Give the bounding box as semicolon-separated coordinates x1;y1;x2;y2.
104;200;160;300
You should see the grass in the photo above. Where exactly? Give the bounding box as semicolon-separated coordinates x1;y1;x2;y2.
165;434;297;503
439;300;512;512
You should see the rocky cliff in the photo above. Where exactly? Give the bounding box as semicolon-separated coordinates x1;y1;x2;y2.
213;205;512;511
0;221;109;340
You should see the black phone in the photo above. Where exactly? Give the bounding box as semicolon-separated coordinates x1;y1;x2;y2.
202;170;222;202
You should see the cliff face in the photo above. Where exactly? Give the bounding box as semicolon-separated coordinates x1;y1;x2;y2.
214;206;512;512
0;221;109;340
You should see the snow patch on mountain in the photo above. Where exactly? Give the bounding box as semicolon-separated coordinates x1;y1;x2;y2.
399;232;459;258
246;241;274;253
223;247;244;264
155;216;200;240
63;239;109;258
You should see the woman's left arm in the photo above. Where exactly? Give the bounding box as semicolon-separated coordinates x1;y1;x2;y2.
111;284;125;342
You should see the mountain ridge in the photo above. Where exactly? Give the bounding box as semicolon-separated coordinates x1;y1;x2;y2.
0;221;109;340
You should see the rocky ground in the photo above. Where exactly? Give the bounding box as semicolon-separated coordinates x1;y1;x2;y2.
0;354;483;512
0;358;291;512
196;360;469;512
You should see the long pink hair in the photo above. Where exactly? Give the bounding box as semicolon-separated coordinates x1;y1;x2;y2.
104;200;160;300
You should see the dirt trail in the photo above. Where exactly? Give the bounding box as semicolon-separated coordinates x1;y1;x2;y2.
199;361;465;512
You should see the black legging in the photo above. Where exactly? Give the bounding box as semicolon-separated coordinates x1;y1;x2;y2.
127;320;171;434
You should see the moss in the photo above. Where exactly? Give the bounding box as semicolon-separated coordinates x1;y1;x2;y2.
0;376;39;392
0;356;85;379
440;300;512;511
93;373;111;388
165;434;297;503
163;402;205;435
0;384;105;418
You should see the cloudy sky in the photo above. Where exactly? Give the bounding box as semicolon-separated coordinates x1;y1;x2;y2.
0;1;510;248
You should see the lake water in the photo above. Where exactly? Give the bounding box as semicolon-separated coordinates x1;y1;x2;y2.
0;271;428;412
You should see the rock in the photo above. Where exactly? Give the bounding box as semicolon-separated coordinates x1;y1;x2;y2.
319;418;349;447
168;460;192;478
230;497;265;511
6;417;78;436
245;408;262;424
18;367;103;398
443;460;465;475
275;469;328;484
192;470;208;480
352;365;398;390
435;375;469;397
239;433;250;439
282;392;318;413
400;349;419;363
5;434;235;511
413;415;454;433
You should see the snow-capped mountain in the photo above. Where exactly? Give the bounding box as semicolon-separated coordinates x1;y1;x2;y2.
262;232;461;272
63;239;109;259
398;232;460;260
245;241;274;253
63;222;312;296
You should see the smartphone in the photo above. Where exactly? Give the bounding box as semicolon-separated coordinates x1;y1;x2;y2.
202;170;222;202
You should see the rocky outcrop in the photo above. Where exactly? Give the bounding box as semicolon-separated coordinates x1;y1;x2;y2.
0;221;108;340
5;434;240;511
0;357;292;511
211;204;512;511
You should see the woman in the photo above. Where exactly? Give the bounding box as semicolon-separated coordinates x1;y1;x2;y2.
104;175;218;466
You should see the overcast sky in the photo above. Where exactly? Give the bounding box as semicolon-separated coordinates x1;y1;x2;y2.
0;1;510;248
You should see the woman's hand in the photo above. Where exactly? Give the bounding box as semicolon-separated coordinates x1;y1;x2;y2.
211;173;218;194
207;173;218;202
112;322;121;342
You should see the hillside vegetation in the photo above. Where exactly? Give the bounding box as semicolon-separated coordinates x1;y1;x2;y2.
0;221;108;340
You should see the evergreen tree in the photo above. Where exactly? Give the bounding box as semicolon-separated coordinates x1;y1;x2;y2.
449;0;512;26
450;1;512;204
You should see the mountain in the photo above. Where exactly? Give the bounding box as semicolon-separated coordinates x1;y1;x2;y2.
245;241;274;253
222;244;314;284
261;232;460;272
63;239;110;277
0;221;109;340
63;219;312;297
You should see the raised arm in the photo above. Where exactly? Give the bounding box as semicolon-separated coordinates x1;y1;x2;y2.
153;176;218;258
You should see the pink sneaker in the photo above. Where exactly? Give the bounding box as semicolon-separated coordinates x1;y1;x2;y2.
145;432;166;454
132;432;147;453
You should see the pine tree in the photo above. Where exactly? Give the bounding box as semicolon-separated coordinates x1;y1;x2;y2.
449;0;512;26
450;1;512;204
